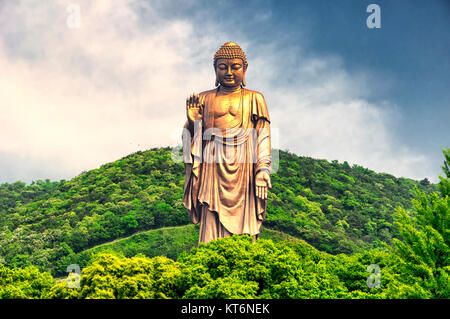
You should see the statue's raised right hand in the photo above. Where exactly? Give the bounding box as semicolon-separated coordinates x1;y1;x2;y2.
186;93;203;124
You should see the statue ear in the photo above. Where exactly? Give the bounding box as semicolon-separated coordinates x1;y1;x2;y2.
215;74;219;87
241;72;246;87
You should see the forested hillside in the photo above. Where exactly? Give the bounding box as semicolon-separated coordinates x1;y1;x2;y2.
1;147;448;299
0;148;436;276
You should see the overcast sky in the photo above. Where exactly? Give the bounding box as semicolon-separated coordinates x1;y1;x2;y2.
0;0;448;184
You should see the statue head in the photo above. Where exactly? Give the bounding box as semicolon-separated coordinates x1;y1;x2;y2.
213;42;248;87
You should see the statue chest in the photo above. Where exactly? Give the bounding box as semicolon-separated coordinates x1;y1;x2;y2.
209;95;243;130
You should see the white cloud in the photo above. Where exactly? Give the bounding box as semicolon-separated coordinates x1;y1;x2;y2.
0;0;214;183
0;0;435;184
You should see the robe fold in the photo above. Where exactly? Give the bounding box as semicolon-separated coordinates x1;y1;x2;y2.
182;87;271;241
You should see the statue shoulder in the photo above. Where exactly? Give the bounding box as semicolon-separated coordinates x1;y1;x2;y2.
194;89;216;104
243;89;267;106
244;88;265;100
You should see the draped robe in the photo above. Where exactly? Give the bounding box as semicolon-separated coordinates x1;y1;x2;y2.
182;87;271;243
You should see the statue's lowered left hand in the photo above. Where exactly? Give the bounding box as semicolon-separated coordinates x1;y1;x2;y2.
255;170;271;200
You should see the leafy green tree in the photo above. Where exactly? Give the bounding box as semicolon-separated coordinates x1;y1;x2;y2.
48;253;186;299
120;214;139;232
179;235;354;299
387;148;449;298
438;148;450;198
0;264;54;299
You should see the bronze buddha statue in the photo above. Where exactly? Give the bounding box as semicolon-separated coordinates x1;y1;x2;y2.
183;42;272;243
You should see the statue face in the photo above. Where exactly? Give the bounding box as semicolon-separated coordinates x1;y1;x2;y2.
215;58;245;87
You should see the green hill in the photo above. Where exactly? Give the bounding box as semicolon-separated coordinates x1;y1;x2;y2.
0;147;436;276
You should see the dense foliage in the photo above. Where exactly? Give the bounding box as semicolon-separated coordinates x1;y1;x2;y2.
52;225;319;276
0;148;188;274
0;148;436;276
2;164;447;300
386;149;449;298
0;263;54;298
266;152;436;254
56;224;201;275
47;235;393;299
